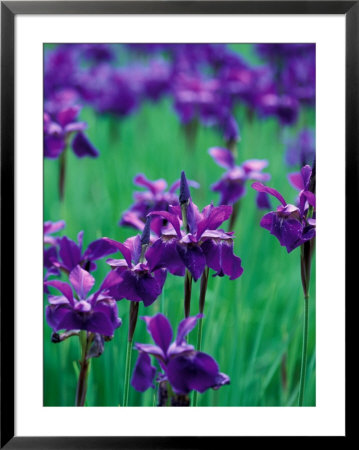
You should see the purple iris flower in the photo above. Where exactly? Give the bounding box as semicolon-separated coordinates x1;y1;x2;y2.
285;128;315;167
145;200;243;282
120;174;199;237
76;64;139;117
252;166;316;253
45;265;122;336
131;313;230;395
209;147;271;207
44;220;66;272
44;103;99;159
50;231;118;275
172;72;229;126
102;235;167;307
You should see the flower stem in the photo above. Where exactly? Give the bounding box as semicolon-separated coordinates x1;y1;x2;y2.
298;295;309;406
75;331;91;407
228;201;240;231
193;267;209;407
122;338;133;407
59;149;66;201
123;301;139;406
184;269;192;318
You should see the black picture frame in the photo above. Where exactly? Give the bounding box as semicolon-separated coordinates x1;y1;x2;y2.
1;1;354;447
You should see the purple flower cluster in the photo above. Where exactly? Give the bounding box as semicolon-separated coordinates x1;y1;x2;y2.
209;147;271;209
44;43;315;152
44;90;99;159
45;265;122;337
252;165;316;252
146;199;243;282
119;173;199;236
131;313;229;396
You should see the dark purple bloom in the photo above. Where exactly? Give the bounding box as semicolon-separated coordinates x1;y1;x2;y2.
285;128;315;167
44;102;99;159
131;313;230;395
120;174;199;237
146;200;243;281
44;220;66;278
50;231;118;274
45;265;122;336
103;235;167;307
252;168;316;253
209;147;271;206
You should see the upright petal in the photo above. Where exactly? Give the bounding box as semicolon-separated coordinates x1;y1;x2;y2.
176;314;203;345
196;205;232;238
141;313;173;355
208;147;235;169
134;174;167;195
148;211;181;238
251;182;287;206
58;236;82;272
69;265;95;299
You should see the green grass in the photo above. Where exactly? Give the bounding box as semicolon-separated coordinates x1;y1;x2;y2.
44;67;315;407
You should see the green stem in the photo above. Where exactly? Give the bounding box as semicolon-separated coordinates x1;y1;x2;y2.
123;301;139;406
298;295;309;406
193;318;204;408
184;270;192;318
59;149;67;202
75;331;91;407
123;338;133;407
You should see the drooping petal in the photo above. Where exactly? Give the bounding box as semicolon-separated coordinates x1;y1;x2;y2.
141;313;173;355
167;352;222;395
208;147;235;170
93;298;122;332
44;246;58;269
288;172;305;191
212;178;245;205
176;242;206;282
201;239;243;280
69;265;95;299
256;191;272;210
134;174;167;195
46;303;72;330
44;134;66;159
131;352;156;392
134;343;166;361
146;238;185;277
251;182;286;206
71;132;99;158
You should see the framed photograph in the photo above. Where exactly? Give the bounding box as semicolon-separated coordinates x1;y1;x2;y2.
1;1;352;446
